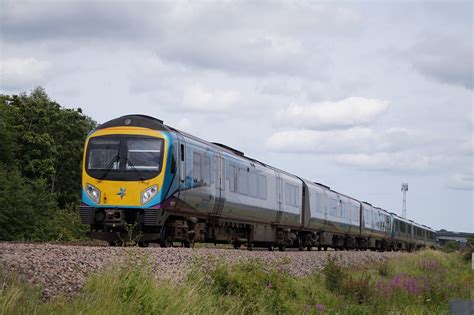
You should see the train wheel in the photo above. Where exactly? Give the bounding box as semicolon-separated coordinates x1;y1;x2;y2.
160;239;172;248
138;241;149;248
307;246;312;251
268;245;274;251
278;245;286;252
247;243;253;251
183;240;193;248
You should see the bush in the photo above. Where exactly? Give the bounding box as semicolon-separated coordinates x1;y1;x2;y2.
0;165;86;241
443;240;460;252
322;255;346;294
377;261;390;277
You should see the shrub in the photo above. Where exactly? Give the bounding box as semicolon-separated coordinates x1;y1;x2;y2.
443;240;460;253
322;255;346;294
343;273;373;304
377;261;390;277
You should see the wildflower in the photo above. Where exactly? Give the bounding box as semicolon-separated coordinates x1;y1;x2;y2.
305;304;311;314
316;304;325;313
266;282;272;289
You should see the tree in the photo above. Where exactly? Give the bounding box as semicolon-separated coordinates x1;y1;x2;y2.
0;87;96;240
0;87;96;207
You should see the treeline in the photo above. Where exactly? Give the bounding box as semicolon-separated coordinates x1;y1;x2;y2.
0;87;96;241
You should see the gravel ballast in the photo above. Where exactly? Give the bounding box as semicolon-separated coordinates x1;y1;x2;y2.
0;242;404;299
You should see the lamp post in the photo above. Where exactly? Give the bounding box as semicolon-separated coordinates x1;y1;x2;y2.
401;183;408;218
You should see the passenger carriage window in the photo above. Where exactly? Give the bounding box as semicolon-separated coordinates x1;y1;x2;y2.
315;193;322;213
193;152;202;185
285;183;290;205
238;168;248;195
329;197;337;216
258;174;267;199
294;186;299;206
248;172;258;198
228;165;235;192
285;184;298;206
202;156;211;186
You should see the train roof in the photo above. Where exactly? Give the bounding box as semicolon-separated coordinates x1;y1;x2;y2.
97;114;171;131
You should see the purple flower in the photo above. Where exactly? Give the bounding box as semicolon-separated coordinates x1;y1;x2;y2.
266;282;272;289
316;304;325;313
305;304;311;314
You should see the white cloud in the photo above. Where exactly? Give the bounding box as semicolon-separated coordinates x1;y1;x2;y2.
181;85;240;112
265;127;423;154
335;152;444;173
447;172;474;190
275;97;389;130
0;57;51;91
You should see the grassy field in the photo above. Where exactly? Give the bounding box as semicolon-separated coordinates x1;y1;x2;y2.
1;249;473;314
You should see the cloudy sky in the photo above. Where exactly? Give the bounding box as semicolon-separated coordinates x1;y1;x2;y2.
1;0;472;232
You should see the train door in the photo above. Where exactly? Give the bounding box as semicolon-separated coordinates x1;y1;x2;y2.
212;154;225;215
322;191;328;227
176;133;186;203
183;141;216;214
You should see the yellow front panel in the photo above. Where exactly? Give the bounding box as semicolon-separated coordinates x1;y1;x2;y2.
82;127;168;207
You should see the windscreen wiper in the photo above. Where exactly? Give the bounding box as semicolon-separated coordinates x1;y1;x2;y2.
125;157;146;181
99;154;120;180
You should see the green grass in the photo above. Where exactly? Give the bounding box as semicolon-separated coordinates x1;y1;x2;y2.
1;250;473;315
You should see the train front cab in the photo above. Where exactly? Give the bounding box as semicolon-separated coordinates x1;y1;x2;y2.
79;116;176;246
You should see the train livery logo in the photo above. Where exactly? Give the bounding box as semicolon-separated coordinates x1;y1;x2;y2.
116;187;126;199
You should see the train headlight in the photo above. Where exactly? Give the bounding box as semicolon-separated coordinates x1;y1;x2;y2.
141;185;158;204
86;184;101;204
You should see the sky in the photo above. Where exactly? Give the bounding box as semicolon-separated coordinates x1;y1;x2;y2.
0;0;473;232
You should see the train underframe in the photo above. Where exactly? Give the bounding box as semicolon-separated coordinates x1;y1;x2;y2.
80;206;427;251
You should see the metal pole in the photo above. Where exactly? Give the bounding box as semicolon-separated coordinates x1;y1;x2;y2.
401;183;408;218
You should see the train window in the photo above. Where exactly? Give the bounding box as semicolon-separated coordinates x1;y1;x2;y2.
238;168;248;195
88;138;121;170
341;202;346;218
352;205;359;221
329;197;338;216
400;221;406;233
258;175;267;199
126;139;163;171
193;152;201;185
248;172;258;198
229;165;236;192
202;156;211;186
315;192;322;213
294;186;299;206
285;183;298;206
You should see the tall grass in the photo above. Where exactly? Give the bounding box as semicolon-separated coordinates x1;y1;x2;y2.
1;250;472;315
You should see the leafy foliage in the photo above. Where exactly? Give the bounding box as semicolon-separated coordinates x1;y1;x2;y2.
443;240;460;252
0;87;95;241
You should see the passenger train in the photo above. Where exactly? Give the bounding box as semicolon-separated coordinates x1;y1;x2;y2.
79;115;437;250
